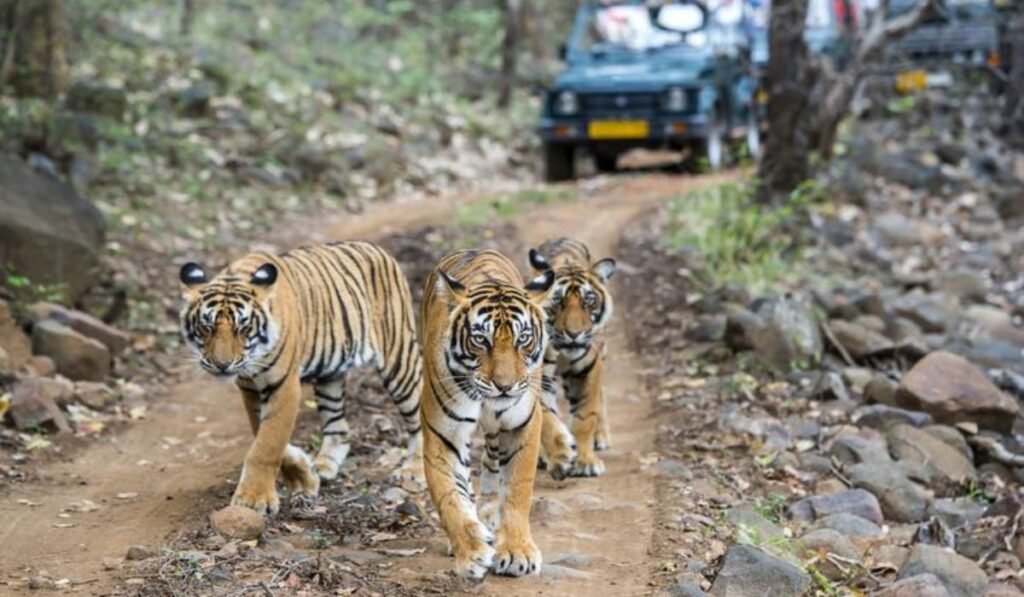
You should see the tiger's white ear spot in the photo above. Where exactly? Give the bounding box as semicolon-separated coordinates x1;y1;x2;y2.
592;258;616;282
251;263;278;286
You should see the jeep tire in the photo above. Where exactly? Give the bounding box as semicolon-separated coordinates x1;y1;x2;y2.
594;152;618;173
543;143;575;182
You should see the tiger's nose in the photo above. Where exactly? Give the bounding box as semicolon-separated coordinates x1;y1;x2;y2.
493;380;514;393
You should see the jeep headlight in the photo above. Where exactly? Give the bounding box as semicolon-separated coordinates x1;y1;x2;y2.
554;90;579;115
664;86;687;112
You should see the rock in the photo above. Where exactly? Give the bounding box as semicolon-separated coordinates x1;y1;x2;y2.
797;528;862;580
808;371;849;401
531;497;570;522
877;574;952;597
28;303;131;354
864;376;900;405
66;82;128;120
125;545;155;561
887;425;976;485
0;154;106;301
874;212;922;247
787;489;883;525
853;404;933;431
798;453;832;475
396;498;421;518
812;512;883;538
74;381;116;410
870;544;911;570
829;433;891;467
174;81;216;117
0;300;31;370
10;378;72;432
983;584;1024;597
896;351;1019;433
724;307;761;351
24;355;56;377
898;545;988;597
687;315;726;342
210;506;266;540
101;556;123;570
923;425;972;458
829;319;894;359
893;295;956;334
965;305;1024;345
32;320;110;381
848;462;931;522
726;506;785;542
935;271;988;303
929;498;987;529
749;294;823;371
842;367;875;394
709;545;811;597
669;579;708;597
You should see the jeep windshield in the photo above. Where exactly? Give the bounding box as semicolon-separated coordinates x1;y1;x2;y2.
580;4;705;54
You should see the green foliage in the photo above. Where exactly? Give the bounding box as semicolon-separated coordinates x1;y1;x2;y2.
4;270;66;319
752;493;788;524
665;180;820;291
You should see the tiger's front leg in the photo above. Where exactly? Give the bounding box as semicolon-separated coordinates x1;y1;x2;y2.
233;374;303;515
422;401;493;580
491;400;543;576
564;347;607;477
540;367;576;480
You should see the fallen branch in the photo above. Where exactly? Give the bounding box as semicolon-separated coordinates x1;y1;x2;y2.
968;434;1024;466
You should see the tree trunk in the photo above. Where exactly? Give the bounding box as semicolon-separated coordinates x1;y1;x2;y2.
0;0;68;98
180;0;195;37
756;0;814;204
497;0;521;109
1005;16;1024;147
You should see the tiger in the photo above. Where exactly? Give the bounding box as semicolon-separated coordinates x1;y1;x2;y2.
178;241;424;515
419;249;554;579
528;237;616;479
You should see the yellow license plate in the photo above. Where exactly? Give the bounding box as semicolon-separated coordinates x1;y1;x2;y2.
895;69;927;93
588;120;649;139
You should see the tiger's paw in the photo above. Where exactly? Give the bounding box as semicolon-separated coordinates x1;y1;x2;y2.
550;459;575;481
594;437;610;451
232;481;280;516
314;442;350;481
282;446;320;498
492;539;542;577
568;455;605;477
454;541;496;581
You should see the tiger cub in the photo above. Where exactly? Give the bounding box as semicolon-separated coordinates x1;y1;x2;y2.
419;249;554;579
528;238;616;479
178;242;423;514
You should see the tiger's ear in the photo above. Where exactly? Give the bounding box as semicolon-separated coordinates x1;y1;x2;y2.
592;258;616;282
436;270;467;309
528;248;551;272
524;269;555;302
179;262;207;298
251;263;278;286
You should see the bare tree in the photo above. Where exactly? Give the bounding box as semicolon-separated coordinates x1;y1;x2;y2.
757;0;936;203
180;0;196;37
497;0;522;109
1005;15;1024;147
0;0;69;98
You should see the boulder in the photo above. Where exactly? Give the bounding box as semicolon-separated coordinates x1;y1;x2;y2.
725;506;785;542
873;212;922;247
896;351;1019;433
23;355;56;377
0;300;31;370
10;378;72;432
848;462;932;523
887;424;976;485
923;425;972;458
864;376;900;405
829;433;892;467
32;320;110;381
709;545;810;597
893;294;956;334
0;154;105;301
934;270;988;303
964;305;1024;345
787;489;883;525
929;498;987;529
811;512;883;538
29;303;130;354
73;381;116;410
897;545;988;597
877;574;952;597
750;294;823;371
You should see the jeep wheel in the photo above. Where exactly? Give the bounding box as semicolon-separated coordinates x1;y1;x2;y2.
594;153;618;173
543;143;575;182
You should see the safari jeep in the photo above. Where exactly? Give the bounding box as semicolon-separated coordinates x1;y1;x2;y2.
538;0;760;181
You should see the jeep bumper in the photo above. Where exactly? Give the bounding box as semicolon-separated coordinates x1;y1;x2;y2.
538;114;712;145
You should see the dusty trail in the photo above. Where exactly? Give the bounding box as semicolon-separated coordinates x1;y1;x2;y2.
0;173;728;595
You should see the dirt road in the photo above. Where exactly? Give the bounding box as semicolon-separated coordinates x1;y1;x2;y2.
0;173;726;595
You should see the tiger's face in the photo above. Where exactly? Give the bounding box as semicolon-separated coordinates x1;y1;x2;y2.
438;270;554;400
529;249;615;352
178;261;280;378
